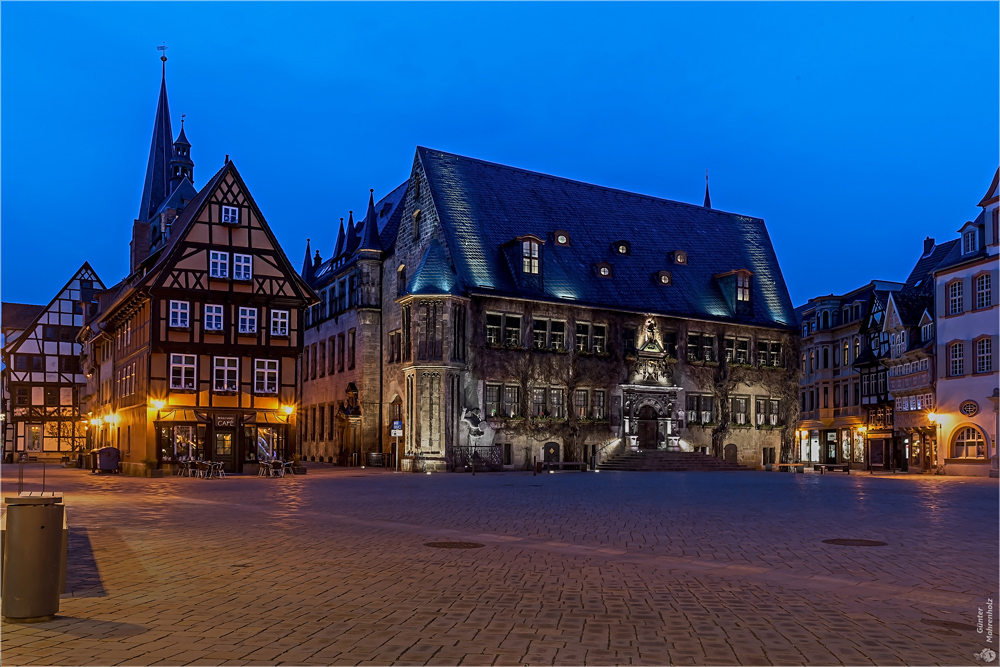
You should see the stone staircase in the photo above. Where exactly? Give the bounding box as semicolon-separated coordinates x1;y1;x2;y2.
598;449;753;472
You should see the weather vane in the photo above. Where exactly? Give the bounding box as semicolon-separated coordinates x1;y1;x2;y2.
157;42;169;62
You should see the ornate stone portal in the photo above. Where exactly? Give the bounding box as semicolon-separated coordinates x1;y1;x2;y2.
621;318;683;451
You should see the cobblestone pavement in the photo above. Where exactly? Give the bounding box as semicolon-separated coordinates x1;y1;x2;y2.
1;465;997;666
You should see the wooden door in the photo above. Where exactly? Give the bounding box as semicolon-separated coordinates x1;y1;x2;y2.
637;406;658;449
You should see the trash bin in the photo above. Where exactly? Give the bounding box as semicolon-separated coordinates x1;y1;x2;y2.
94;447;120;473
1;492;66;622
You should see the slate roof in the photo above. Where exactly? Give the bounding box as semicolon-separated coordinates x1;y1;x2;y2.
417;147;796;329
933;209;993;275
903;238;959;295
890;291;931;327
406;240;460;296
1;302;45;332
978;167;999;207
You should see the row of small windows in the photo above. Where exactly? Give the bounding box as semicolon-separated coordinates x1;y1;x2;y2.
169;354;279;393
948;339;993;376
168;301;288;336
303;331;356;380
801;383;863;411
802;339;862;373
685;395;783;427
13;355;80;373
948;274;992;315
889;359;929;376
13;386;76;407
209;251;253;281
485;384;606;420
804;303;863;336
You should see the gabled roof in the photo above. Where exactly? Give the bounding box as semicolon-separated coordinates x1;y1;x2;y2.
138;62;174;223
405;240;460;296
1;303;45;333
978;167;999;207
903;238;959;294
886;291;932;329
3;263;104;354
100;161;317;324
416;147;796;328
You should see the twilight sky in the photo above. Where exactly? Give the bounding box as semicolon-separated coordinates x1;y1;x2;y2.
2;2;996;308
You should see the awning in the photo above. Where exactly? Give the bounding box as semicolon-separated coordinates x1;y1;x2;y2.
155;409;208;423
242;412;290;425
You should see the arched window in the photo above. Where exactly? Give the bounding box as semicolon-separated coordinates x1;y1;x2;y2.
801;353;806;373
854;337;860;359
952;426;986;459
821;311;830;330
843;340;850;365
822;348;829;369
396;265;406;298
809;349;815;371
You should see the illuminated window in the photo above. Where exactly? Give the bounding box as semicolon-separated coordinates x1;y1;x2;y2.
737;274;751;302
952;426;985;459
521;240;539;274
205;304;223;331
170;354;196;389
213;357;238;392
254;359;278;394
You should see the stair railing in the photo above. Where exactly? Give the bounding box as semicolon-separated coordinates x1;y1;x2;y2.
592;438;623;471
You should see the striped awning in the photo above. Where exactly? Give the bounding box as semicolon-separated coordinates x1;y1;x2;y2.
242;412;290;425
155;409;208;423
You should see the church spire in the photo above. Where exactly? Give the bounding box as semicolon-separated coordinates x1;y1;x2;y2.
138;48;174;222
345;210;359;254
301;239;314;283
703;169;712;209
169;115;194;190
358;189;383;253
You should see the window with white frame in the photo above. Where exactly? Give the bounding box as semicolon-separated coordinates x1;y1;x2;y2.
593;390;606;419
213;357;238;392
170;354;196;389
271;310;289;336
732;396;749;425
952;425;985;458
205;304;224;331
233;254;252;281
222;205;239;225
977;338;993;373
976;274;992;309
521;240;539;275
254;359;278;394
238;307;257;334
948;281;963;315
169;300;189;328
922;322;933;342
210;251;229;279
736;274;751;301
962;229;977;255
949;342;964;376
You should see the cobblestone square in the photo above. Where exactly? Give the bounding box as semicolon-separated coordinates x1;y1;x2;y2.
2;466;997;666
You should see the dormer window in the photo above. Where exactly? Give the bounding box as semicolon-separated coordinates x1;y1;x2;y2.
671;250;687;265
736;273;751;302
522;240;539;274
963;229;977;254
596;262;613;277
656;271;672;285
612;241;631;255
554;230;570;246
222;205;239;225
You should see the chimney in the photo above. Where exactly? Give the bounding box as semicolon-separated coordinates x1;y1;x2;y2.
130;219;151;274
923;236;935;256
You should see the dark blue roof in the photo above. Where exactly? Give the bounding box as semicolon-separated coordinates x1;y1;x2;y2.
904;238;959;295
418;147;797;329
406;240;460;296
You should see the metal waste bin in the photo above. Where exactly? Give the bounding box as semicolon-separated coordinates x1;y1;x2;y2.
1;492;66;622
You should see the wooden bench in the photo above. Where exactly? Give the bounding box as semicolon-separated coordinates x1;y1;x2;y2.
772;463;805;473
541;461;587;472
814;463;850;474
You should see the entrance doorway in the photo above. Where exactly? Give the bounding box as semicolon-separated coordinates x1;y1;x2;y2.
214;431;235;472
543;442;560;463
723;444;738;464
26;424;42;452
637;406;659;449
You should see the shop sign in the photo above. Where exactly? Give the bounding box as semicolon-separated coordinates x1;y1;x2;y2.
215;414;237;428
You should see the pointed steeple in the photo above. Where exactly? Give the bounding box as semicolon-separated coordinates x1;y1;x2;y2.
358;189;383;253
703;169;712;209
345;210;359;254
301;239;314;283
138;54;174;222
333;217;346;257
169;116;195;191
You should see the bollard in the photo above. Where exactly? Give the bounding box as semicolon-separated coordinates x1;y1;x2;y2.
532;456;536;476
2;492;65;622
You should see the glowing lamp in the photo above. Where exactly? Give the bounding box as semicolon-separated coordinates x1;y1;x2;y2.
281;404;295;416
858;426;867;433
150;399;165;411
927;412;937;423
103;415;114;424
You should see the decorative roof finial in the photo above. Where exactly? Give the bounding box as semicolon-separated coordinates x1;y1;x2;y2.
157;42;169;63
703;169;712;209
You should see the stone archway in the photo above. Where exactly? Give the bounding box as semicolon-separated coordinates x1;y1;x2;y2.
723;443;738;464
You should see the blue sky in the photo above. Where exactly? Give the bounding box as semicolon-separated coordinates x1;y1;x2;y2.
2;2;996;307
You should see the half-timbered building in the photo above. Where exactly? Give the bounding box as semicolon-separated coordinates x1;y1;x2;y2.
78;58;316;475
2;264;104;461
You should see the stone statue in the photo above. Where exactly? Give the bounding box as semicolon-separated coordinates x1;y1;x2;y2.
459;407;496;448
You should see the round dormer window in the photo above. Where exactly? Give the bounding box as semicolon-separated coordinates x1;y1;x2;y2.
960;400;979;417
617;244;628;254
600;266;610;276
660;274;670;284
675;251;687;264
557;234;568;245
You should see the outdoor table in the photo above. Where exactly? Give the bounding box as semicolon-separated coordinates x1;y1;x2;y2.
196;461;210;479
270;461;285;478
